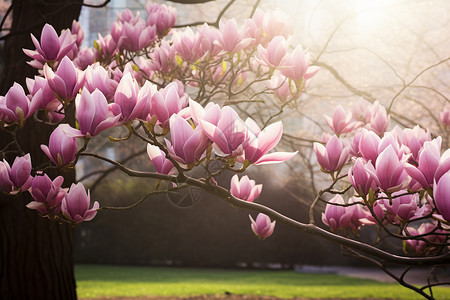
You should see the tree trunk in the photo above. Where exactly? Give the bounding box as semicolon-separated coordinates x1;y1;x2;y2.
0;0;82;299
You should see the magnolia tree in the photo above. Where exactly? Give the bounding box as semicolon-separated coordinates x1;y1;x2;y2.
0;1;449;299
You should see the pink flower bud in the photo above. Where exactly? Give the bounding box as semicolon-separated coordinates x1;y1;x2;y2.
321;195;353;231
230;174;262;202
41;124;78;166
74;46;97;71
0;82;39;124
150;82;188;128
434;171;450;221
44;56;84;100
145;3;176;37
27;174;65;215
348;158;377;197
0;154;32;194
404;223;446;255
147;144;176;175
367;101;389;135
61;182;99;224
165;114;208;165
313;135;350;173
249;213;275;240
84;64;118;101
75;88;119;137
440;106;450;127
324;105;361;135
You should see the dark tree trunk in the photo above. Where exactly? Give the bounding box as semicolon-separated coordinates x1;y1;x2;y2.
0;0;82;299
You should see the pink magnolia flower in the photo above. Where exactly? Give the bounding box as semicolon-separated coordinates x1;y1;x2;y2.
71;20;84;48
148;40;176;74
84;63;118;101
43;56;84;100
405;137;441;190
249;213;275;240
280;46;319;83
26;76;57;110
434;170;450;221
119;19;156;52
41;124;78;167
110;73;152;122
374;192;427;224
215;19;253;53
230;174;262;202
165;114;208;166
368;145;409;194
367;101;389;135
242;118;297;165
74;46;97;70
440;106;450;127
434;148;450;184
188;99;222;127
393;125;430;162
267;71;296;101
348;158;378;197
27;174;65;215
198;23;222;58
405;223;446;255
95;33;118;60
23;23;76;69
0;154;33;194
358;129;381;165
321;195;353;232
145;3;176;37
0;82;39;124
73;88;119;137
325;105;361;135
261;10;292;41
150;82;188;128
61;182;99;224
147;144;176;175
199;106;248;157
255;36;288;68
172;27;203;62
348;197;374;228
313;135;350;173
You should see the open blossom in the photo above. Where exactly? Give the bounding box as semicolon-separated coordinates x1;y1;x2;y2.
95;33;118;60
348;158;377;197
367;145;409;194
373;192;428;224
280;46;319;83
44;56;84;100
23;23;76;69
242;118;297;165
119;19;156;52
165;114;208;166
393;125;431;162
314;135;350;173
172;27;203;62
199;106;248;157
27;174;65;215
405;137;441;190
230;174;262;202
321;195;353;232
41;124;78;167
249;213;275;240
215;19;253;53
0;82;39;124
434;171;450;221
324;105;361;135
0;154;32;194
147;144;176;175
404;223;446;254
61;182;99;224
255;36;288;68
110;73;152;122
150;82;188;128
83;63;118;101
145;3;176;36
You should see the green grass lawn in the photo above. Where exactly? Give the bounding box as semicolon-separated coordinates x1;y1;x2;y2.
75;264;450;299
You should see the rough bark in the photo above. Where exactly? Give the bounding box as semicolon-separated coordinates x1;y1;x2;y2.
0;0;82;299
